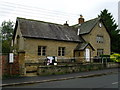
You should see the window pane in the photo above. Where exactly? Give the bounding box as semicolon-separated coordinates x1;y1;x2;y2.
38;52;41;55
62;50;64;56
58;51;61;56
62;47;65;51
58;47;61;51
42;46;46;56
43;47;46;50
42;52;46;56
42;49;46;52
38;46;41;55
62;53;64;56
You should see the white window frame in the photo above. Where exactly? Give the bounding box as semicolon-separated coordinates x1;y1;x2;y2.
96;35;104;43
58;47;65;56
38;46;46;56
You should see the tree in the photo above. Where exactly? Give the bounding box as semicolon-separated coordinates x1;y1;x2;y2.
1;20;14;53
99;9;120;53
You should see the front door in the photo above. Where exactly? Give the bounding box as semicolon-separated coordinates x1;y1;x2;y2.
85;48;90;62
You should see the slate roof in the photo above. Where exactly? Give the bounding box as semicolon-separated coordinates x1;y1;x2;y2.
74;18;100;35
15;17;83;42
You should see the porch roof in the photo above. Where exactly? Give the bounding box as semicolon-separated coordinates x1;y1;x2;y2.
75;43;95;51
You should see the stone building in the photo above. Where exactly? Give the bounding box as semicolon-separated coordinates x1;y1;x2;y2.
12;16;111;75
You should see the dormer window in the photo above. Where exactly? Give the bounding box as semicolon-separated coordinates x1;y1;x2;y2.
99;22;102;28
77;28;80;35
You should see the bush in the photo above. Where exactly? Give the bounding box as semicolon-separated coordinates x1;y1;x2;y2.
2;74;20;79
110;53;120;63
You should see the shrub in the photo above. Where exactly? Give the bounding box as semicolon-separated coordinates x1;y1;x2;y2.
110;53;120;63
2;74;20;79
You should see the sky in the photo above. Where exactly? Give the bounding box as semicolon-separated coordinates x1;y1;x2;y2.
118;1;120;29
0;0;119;26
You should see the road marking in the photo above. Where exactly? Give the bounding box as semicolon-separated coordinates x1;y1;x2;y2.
112;82;118;84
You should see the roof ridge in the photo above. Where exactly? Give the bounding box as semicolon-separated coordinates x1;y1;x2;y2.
72;17;100;27
83;17;100;24
17;17;64;26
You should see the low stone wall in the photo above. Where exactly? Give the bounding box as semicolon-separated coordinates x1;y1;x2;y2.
107;62;119;68
37;64;103;76
37;63;119;76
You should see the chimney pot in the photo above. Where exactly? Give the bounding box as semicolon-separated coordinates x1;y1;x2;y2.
64;21;69;26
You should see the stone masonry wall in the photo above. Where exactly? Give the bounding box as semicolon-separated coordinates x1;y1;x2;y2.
37;63;118;76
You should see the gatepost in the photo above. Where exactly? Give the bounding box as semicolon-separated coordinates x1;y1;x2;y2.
18;51;25;76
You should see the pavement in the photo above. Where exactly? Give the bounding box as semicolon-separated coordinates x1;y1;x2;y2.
1;68;119;87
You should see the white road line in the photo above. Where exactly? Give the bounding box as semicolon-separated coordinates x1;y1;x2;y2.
112;82;118;84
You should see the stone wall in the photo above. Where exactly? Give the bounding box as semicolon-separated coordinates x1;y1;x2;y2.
37;63;118;76
107;63;119;68
37;64;101;76
24;38;78;63
82;21;111;57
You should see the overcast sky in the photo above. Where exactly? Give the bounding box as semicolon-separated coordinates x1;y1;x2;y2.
0;0;119;26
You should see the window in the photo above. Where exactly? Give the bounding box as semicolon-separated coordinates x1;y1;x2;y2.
58;47;65;56
96;35;104;43
97;49;104;56
98;22;102;28
38;46;46;56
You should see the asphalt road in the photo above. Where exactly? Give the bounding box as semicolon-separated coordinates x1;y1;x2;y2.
3;73;119;88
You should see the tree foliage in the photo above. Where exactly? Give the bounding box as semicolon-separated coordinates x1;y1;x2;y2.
1;20;14;40
1;20;14;53
99;9;120;53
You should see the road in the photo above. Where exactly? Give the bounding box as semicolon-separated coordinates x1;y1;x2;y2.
3;73;119;88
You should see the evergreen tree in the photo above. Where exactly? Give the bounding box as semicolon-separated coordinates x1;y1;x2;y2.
99;9;120;53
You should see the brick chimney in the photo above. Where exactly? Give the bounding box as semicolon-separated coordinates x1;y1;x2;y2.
78;15;84;24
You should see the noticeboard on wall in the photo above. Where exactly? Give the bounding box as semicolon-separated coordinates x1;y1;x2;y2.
9;53;14;63
46;56;57;65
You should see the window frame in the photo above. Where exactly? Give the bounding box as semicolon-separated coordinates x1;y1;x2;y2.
96;35;104;43
97;49;104;56
58;47;65;56
38;46;46;56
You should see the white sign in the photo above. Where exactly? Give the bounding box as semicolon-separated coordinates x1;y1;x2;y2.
47;56;57;65
9;53;14;63
47;57;54;63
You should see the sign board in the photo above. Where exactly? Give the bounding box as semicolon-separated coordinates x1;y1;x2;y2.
9;53;14;63
47;56;57;65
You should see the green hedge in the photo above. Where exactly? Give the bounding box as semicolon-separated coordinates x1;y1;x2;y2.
110;53;120;63
100;55;110;57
